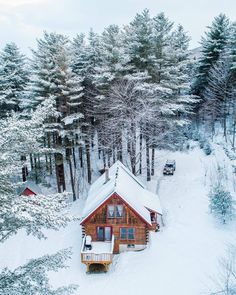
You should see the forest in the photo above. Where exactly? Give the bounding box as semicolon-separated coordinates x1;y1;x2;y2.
1;9;236;295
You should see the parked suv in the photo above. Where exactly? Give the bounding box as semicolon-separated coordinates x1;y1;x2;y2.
163;160;176;175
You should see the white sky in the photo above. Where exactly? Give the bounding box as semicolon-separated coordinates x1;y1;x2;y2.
0;0;235;54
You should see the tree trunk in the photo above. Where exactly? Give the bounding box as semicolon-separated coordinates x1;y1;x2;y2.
30;154;34;170
21;155;27;182
102;149;106;168
139;132;143;175
72;147;76;169
54;135;66;192
47;133;53;175
151;148;155;176
79;146;83;168
146;136;151;181
112;141;116;164
232;119;236;151
85;140;92;184
223;100;227;142
130;122;136;175
117;130;123;162
34;155;38;184
107;150;111;167
68;155;76;201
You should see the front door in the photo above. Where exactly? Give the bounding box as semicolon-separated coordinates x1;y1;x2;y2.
97;226;112;241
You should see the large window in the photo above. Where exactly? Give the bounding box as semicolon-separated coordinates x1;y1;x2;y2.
120;228;135;240
107;205;123;218
96;226;112;241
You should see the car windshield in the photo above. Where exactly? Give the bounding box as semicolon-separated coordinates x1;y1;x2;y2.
165;164;173;168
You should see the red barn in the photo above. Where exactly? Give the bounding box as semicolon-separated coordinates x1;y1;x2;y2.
20;181;42;196
80;161;163;272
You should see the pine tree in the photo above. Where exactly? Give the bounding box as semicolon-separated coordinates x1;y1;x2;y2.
97;24;128;87
0;43;28;117
71;30;103;184
30;32;83;193
151;12;173;83
124;9;153;78
229;22;236;83
203;54;232;138
193;14;230;97
209;183;235;224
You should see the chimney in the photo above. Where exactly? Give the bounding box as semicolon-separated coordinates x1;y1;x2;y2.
104;166;110;183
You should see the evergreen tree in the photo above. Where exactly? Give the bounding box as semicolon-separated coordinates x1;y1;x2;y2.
203;54;232;138
124;9;153;78
229;22;236;83
97;24;128;87
193;14;230;97
30;32;83;193
151;12;173;83
209;183;235;223
0;43;28;117
71;30;103;183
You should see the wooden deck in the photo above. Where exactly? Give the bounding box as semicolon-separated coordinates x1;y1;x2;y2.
81;235;114;272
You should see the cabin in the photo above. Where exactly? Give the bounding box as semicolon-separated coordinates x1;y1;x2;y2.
80;161;162;273
20;180;42;196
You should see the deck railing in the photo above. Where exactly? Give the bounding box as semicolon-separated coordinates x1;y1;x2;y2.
81;252;112;263
81;235;115;264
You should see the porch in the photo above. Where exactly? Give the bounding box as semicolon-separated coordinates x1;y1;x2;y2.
81;235;115;273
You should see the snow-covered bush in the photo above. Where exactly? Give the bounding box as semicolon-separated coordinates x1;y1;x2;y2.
203;142;213;155
199;137;213;155
209;184;235;223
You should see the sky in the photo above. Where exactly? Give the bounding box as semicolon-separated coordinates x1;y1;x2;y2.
0;0;236;55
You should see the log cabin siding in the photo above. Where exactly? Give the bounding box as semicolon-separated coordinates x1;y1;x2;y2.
83;193;151;254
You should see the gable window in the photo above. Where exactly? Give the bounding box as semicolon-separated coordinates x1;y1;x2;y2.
120;228;135;240
107;205;115;218
116;205;123;218
107;205;123;218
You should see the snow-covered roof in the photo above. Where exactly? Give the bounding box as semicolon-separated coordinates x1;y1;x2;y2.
81;161;162;226
20;180;42;195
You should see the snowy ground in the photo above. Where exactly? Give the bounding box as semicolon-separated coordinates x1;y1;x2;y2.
1;144;236;294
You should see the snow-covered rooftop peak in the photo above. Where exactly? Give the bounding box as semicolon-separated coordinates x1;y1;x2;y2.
81;160;162;225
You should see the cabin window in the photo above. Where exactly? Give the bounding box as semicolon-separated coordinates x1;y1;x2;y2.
116;205;123;218
120;228;135;240
97;227;104;241
120;228;127;239
96;226;112;241
128;228;135;239
107;205;123;218
107;205;115;218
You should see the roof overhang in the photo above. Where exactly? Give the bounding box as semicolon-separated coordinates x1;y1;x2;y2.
80;191;153;227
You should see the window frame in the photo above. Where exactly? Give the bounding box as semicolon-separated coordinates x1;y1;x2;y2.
107;205;115;218
128;228;135;240
107;204;124;219
116;205;123;218
120;227;135;240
